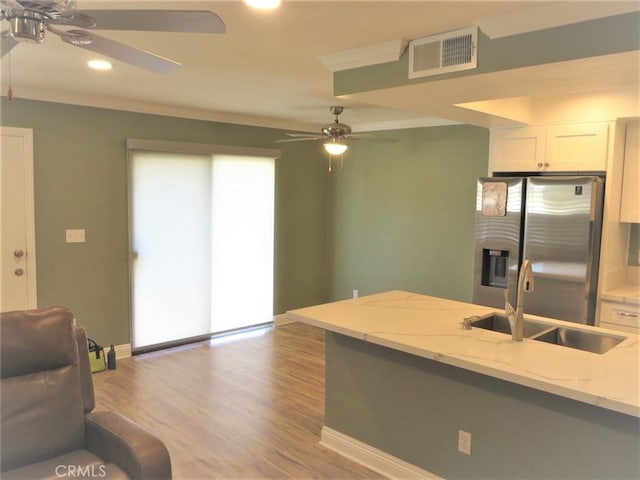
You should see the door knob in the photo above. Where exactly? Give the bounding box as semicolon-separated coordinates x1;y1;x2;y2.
14;268;24;277
14;249;24;258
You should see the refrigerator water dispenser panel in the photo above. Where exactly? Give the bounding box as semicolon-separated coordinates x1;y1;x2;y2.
481;249;509;288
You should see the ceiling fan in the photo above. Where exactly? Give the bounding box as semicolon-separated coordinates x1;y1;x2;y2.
276;106;396;171
277;106;385;155
0;0;226;73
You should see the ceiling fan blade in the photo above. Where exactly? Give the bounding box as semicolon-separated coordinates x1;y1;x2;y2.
347;135;398;143
1;35;18;58
285;133;323;138
62;30;180;73
275;137;322;143
72;10;226;34
49;13;97;29
1;0;24;16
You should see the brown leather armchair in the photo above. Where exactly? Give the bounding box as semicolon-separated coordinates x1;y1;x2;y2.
1;306;172;479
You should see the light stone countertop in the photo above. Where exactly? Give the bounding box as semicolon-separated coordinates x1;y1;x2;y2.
601;284;640;305
288;290;640;418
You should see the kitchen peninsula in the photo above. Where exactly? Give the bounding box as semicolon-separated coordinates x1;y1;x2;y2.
288;290;640;479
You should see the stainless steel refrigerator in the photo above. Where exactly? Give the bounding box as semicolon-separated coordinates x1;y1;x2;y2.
472;176;604;325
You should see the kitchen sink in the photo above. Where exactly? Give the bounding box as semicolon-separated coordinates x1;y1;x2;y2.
470;314;550;338
469;313;626;354
532;327;626;355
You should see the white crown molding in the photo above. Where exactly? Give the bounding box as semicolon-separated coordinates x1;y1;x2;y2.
318;39;408;72
474;2;640;39
4;87;319;133
352;116;460;133
6;88;462;133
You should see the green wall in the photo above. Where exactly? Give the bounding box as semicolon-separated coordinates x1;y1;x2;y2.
326;331;640;479
0;98;329;345
334;11;640;97
1;99;488;346
328;125;488;301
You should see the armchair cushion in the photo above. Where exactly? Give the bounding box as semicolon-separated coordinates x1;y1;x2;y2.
86;412;172;480
1;307;85;471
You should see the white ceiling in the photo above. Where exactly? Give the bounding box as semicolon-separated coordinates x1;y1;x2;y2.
1;1;639;133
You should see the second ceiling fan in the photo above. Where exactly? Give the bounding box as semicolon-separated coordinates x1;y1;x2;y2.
276;106;397;171
276;106;395;155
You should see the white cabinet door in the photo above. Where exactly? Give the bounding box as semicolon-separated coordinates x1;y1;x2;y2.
620;123;640;222
489;123;610;174
545;123;609;171
489;126;545;173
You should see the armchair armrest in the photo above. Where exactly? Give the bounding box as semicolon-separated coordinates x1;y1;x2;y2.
86;411;171;480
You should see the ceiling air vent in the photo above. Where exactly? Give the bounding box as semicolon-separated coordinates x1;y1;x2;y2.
408;26;477;79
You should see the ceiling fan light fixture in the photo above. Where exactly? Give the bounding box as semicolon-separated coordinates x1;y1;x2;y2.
88;59;112;71
244;0;282;10
324;140;348;156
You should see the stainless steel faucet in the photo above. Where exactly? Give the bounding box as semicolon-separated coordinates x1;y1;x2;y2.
504;259;535;342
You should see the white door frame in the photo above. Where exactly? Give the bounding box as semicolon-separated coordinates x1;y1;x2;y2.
1;126;37;309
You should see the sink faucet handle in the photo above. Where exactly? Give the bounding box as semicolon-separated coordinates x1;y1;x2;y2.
461;316;476;330
504;289;515;316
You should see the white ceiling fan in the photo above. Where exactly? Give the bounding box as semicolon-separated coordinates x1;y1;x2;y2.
0;0;226;73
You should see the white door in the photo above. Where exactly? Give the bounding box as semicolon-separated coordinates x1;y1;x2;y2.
1;127;37;312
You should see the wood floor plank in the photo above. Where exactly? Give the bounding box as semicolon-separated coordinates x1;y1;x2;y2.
92;322;385;479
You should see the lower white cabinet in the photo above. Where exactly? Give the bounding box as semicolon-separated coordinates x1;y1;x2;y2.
599;300;640;333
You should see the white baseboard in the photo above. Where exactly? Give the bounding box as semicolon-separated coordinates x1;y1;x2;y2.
273;313;297;327
115;343;131;359
320;426;443;480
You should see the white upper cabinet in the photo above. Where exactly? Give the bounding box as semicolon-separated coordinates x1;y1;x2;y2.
620;122;640;223
546;123;609;171
489;122;610;174
489;126;545;172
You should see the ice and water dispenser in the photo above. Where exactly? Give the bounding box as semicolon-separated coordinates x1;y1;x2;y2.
481;249;509;288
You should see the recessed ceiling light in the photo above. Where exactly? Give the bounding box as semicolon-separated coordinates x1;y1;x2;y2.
88;59;112;71
244;0;281;10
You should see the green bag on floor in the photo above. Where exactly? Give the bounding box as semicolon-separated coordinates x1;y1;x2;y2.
88;338;106;373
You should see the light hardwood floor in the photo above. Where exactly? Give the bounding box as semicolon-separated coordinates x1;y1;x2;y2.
93;322;384;480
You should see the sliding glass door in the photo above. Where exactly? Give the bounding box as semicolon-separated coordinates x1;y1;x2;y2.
129;146;275;351
209;155;275;333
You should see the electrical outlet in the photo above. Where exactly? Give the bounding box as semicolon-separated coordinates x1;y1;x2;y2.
458;429;471;455
353;289;359;298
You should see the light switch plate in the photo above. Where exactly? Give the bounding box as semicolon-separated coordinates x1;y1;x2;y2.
458;430;471;455
66;229;86;243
